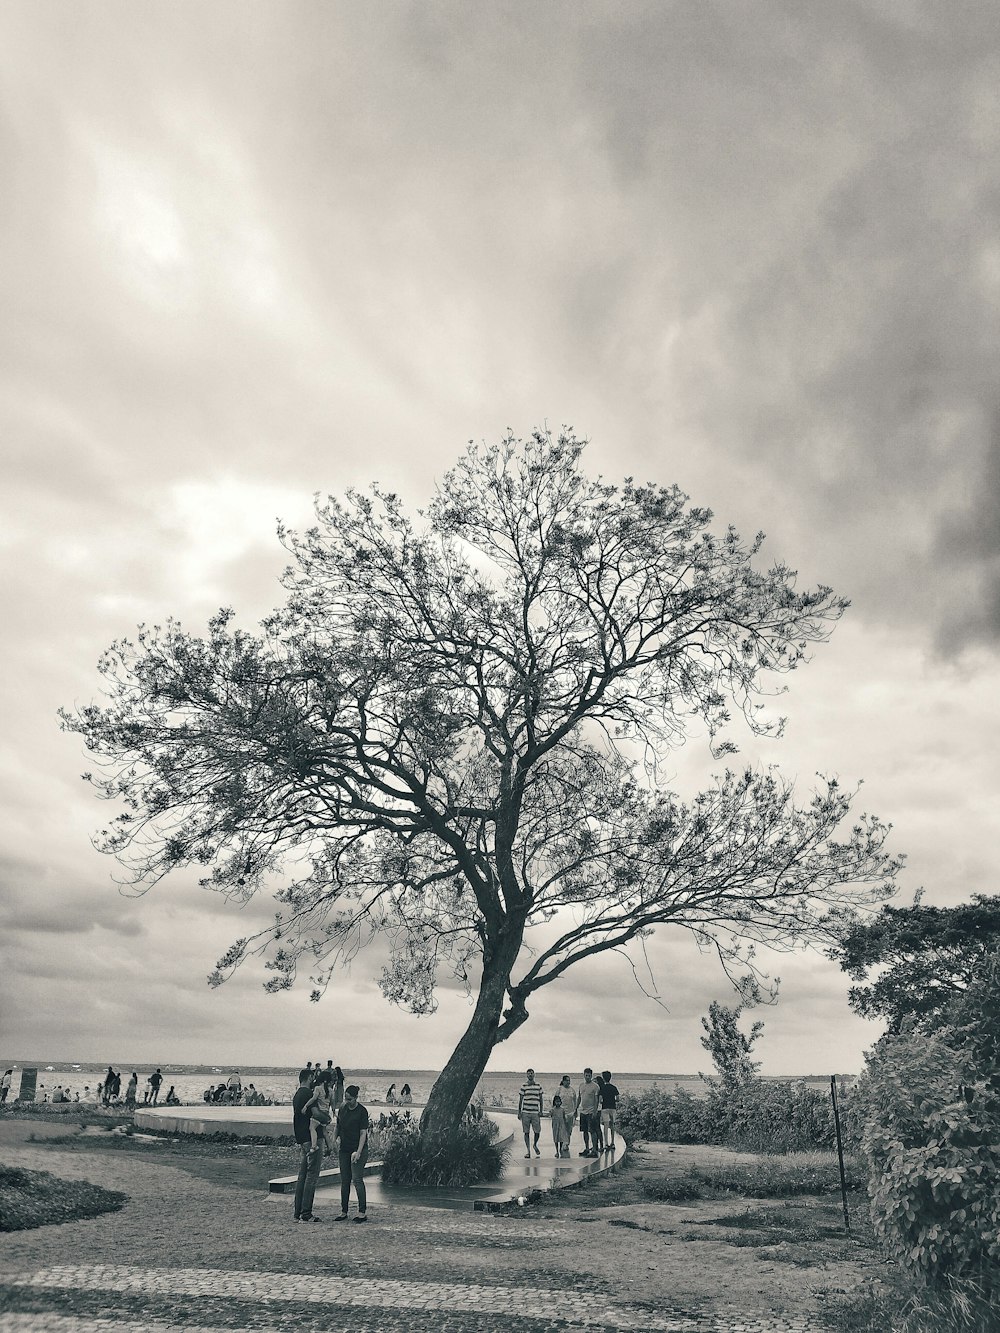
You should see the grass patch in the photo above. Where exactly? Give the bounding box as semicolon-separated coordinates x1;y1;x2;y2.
0;1163;126;1231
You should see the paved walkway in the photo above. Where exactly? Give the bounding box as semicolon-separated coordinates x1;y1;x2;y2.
0;1130;846;1332
1;1261;825;1332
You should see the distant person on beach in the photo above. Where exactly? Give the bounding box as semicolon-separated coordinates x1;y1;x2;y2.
518;1069;543;1158
1;1069;12;1104
334;1085;369;1223
125;1072;138;1107
149;1069;163;1105
164;1086;180;1105
102;1067;115;1107
550;1094;573;1157
385;1083;396;1104
398;1084;412;1105
577;1068;600;1156
292;1069;323;1223
329;1066;345;1110
227;1070;242;1102
599;1070;620;1151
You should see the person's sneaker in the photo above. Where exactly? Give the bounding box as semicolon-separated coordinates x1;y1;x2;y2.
353;1214;368;1223
334;1214;349;1222
578;1149;589;1156
524;1152;531;1159
300;1215;322;1222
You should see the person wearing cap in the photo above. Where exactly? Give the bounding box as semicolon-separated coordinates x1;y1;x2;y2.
333;1085;370;1222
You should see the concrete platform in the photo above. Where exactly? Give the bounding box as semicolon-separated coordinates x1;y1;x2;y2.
135;1104;294;1138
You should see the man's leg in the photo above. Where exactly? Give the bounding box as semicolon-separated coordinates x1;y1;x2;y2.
298;1144;322;1219
339;1151;353;1216
352;1150;367;1217
293;1143;311;1219
522;1118;531;1158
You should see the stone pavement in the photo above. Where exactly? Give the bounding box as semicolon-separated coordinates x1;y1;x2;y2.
0;1133;846;1332
2;1263;825;1332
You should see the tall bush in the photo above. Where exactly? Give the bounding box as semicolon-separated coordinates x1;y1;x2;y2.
857;1026;1000;1286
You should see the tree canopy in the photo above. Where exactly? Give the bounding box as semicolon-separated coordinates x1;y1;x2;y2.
63;430;901;1138
829;894;1000;1033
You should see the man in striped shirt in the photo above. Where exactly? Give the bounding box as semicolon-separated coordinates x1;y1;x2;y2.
518;1068;544;1158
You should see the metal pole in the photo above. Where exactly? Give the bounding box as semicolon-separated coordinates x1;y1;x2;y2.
830;1075;851;1235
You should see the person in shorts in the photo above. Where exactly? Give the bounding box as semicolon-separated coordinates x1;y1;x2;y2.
576;1068;600;1156
518;1069;543;1157
599;1070;620;1151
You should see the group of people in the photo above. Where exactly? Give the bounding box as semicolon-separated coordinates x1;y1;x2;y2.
201;1072;270;1106
383;1083;413;1105
98;1067;177;1107
518;1067;619;1159
292;1063;369;1225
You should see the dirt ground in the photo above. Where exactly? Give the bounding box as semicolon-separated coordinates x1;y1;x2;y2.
0;1118;884;1329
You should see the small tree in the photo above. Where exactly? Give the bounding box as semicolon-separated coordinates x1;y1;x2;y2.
829;895;1000;1033
699;999;764;1091
62;430;900;1147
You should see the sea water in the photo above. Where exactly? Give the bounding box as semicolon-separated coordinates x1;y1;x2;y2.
0;1059;841;1108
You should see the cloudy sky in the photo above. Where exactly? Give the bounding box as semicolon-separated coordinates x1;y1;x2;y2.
2;2;998;1078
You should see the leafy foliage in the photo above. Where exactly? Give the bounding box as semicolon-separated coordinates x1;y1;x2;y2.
700;999;764;1091
856;1025;1000;1286
617;1079;838;1154
829;895;1000;1033
379;1107;506;1187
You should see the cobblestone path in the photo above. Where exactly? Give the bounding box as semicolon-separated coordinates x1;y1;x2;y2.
0;1261;825;1332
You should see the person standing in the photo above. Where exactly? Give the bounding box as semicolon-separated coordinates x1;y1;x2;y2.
292;1068;323;1223
149;1069;163;1105
556;1075;578;1153
550;1094;573;1157
577;1068;600;1156
333;1085;370;1223
599;1070;620;1151
1;1069;12;1104
124;1072;138;1107
518;1069;544;1158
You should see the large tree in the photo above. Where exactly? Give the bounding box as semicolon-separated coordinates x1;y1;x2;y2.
829;895;1000;1033
64;431;900;1142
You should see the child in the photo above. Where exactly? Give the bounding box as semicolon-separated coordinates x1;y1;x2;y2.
550;1094;573;1158
308;1072;336;1156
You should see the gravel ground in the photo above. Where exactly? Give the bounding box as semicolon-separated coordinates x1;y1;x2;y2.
0;1122;880;1331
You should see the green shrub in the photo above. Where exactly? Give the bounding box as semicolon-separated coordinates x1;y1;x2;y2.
379;1113;507;1187
617;1084;712;1144
618;1079;838;1153
858;1028;1000;1287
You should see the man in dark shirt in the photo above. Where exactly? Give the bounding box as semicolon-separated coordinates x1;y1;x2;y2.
333;1084;370;1223
149;1069;163;1105
599;1069;620;1151
292;1068;322;1222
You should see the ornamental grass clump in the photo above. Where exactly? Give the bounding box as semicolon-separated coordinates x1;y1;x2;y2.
380;1109;506;1187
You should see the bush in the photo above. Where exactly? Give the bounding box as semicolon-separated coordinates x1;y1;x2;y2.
857;1028;1000;1287
618;1079;838;1153
379;1111;507;1187
617;1084;711;1144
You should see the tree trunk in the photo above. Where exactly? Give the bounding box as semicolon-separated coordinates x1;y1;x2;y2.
419;929;524;1144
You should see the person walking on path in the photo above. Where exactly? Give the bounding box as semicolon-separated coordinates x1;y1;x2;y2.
576;1069;601;1156
599;1070;620;1151
518;1069;544;1158
292;1068;323;1222
334;1084;370;1223
556;1075;578;1153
